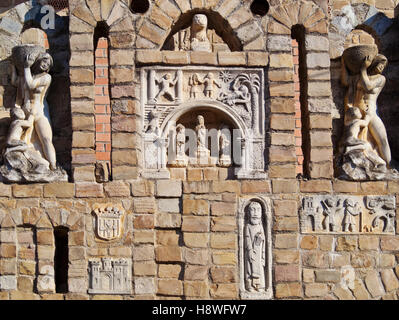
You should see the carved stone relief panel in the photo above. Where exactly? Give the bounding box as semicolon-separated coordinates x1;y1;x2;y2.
300;195;396;235
93;203;126;241
88;258;131;294
140;66;267;180
238;197;272;300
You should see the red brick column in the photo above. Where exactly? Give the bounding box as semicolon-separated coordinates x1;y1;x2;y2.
292;39;303;177
95;37;111;178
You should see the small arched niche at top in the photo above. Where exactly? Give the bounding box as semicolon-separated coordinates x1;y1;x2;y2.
130;0;150;14
250;0;269;17
162;11;242;52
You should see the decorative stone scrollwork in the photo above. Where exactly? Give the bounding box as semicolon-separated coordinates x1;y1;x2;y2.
238;197;272;300
93;204;125;241
88;258;131;294
0;45;67;183
300;195;396;235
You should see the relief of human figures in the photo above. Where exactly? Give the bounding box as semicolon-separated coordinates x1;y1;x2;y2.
300;196;395;234
154;73;178;102
0;45;67;182
339;45;398;180
244;202;266;292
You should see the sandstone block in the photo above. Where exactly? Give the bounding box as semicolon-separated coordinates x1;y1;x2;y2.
275;283;302;298
184;233;208;248
156;180;182;197
275;265;300;282
157;280;183;296
184;266;208;281
211;202;236;216
185;248;209;265
155;246;182;262
182;216;209;232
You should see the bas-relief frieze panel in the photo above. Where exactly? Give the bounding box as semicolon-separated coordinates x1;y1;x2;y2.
140;66;267;180
300;195;396;235
88;258;131;295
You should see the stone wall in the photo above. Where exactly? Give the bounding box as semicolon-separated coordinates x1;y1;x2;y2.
0;0;399;300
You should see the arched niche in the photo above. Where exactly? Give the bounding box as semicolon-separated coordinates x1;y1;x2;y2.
161;101;248;174
161;9;242;52
238;196;272;300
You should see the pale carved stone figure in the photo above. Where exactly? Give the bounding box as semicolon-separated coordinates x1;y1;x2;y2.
0;45;67;182
174;124;187;167
321;198;343;232
190;14;211;52
154;73;177;102
244;202;265;292
189;73;203;99
343;199;361;232
218;125;231;167
195;115;209;156
146;109;160;136
340;45;397;180
203;73;221;99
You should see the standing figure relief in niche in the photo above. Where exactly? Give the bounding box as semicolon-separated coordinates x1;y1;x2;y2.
195;115;209;156
154;72;178;102
174;124;187;167
189;73;203;99
244;202;266;292
203;73;221;99
0;45;67;182
343;198;361;232
339;45;398;180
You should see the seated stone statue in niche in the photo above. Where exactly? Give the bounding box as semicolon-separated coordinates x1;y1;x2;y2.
0;45;67;183
339;45;398;180
190;14;211;52
244;202;266;292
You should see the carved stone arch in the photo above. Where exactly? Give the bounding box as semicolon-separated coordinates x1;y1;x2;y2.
45;208;83;230
268;0;327;33
238;196;272;299
160;9;243;51
160;100;248;139
329;3;393;59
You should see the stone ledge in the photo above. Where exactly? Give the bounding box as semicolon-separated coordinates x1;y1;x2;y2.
135;50;269;67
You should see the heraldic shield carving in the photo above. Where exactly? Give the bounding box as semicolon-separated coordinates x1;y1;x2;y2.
93;204;125;241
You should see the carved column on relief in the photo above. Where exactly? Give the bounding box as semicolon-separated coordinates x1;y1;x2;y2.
299;195;396;235
238;197;272;300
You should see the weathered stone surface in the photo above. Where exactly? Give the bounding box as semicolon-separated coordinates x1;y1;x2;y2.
365;270;385;298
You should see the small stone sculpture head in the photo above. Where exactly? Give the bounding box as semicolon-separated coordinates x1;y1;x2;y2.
369;54;387;75
325;198;334;207
197;115;204;125
346;107;362;121
248;202;262;225
192;14;208;28
11;107;25;120
32;52;53;74
344;199;354;207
